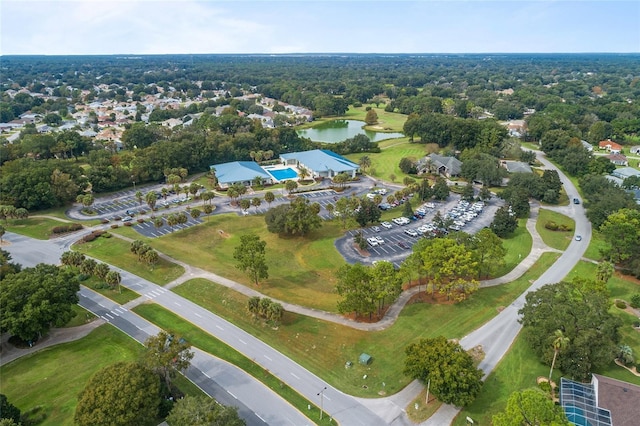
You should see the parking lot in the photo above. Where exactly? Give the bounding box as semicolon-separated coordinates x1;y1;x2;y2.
131;215;204;238
335;194;504;268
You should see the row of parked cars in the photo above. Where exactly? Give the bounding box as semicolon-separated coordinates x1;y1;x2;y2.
445;200;485;231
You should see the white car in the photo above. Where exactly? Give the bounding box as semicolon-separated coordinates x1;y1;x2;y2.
367;237;379;247
381;221;393;229
374;236;384;244
371;226;380;232
404;229;418;237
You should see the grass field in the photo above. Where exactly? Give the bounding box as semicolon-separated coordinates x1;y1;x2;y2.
132;303;334;426
536;208;575;251
73;235;185;286
452;332;550;426
582;229;608;261
493;218;532;277
0;325;143;426
3;216;79;240
171;252;559;397
345;139;426;183
130;213;346;311
81;278;141;305
62;304;97;328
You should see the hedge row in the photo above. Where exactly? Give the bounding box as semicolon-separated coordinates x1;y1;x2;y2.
52;223;83;234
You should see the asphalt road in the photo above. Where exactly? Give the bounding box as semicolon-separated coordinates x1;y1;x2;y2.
3;231;387;425
424;149;592;425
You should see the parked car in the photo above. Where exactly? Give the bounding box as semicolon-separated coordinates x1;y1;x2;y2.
404;229;418;237
367;237;379;247
381;221;393;229
374;236;384;244
123;216;133;222
398;241;410;249
573;198;580;204
371;226;380;232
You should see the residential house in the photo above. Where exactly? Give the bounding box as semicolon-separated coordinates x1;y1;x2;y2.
580;140;594;152
605;153;628;166
630;145;640;155
560;375;640;426
502;160;533;174
417;153;463;178
598;139;623;154
611;167;640;181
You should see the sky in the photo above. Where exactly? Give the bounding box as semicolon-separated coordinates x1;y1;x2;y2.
1;0;639;55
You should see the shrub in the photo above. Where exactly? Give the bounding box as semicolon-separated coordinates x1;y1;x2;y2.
124;221;133;226
544;221;558;231
92;230;105;237
51;223;84;234
615;300;627;309
82;233;98;242
538;380;552;393
137;218;144;223
111;224;119;229
630;294;640;309
113;216;122;221
100;218;110;224
138;209;146;215
77;273;90;281
102;232;112;238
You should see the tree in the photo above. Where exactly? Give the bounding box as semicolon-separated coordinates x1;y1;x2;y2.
519;279;622;380
0;264;79;342
190;208;201;221
233;234;268;286
595;260;614;285
599;208;640;263
74;362;161;426
549;329;570;382
0;249;21;280
404;336;483;407
285;179;298;195
264;191;275;207
419;238;479;300
0;394;21;424
239;198;251;213
358;155;372;172
166;395;246;426
471;228;507;279
166;213;178;232
490;205;518;238
355;197;382;228
431;177;449;200
365;109;378;125
135;190;143;205
492;388;570;426
461;184;474;202
94;262;109;281
145;191;158;211
0;225;4;244
251;197;262;212
335;263;376;319
79;257;97;276
265;197;322;236
142;331;194;389
399;157;416;174
298;166;310;182
105;270;122;292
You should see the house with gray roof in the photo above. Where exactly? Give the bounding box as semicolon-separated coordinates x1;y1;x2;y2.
630;145;640;155
417;153;463;178
611;167;640;180
210;161;274;189
502;160;533;174
279;149;359;179
581;140;594;152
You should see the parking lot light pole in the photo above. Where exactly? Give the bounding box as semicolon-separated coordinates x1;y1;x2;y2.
317;386;327;420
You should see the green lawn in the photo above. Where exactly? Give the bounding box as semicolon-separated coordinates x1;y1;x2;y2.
536;208;575;251
345;139;426;183
73;235;185;286
583;229;608;261
132;304;333;426
453;332;551;426
171;252;559;397
493;218;533;277
3;216;81;240
80;278;141;305
62;304;97;328
0;325;143;426
138;213;346;312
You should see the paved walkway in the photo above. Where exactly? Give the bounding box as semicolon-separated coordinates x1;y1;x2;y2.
0;319;104;366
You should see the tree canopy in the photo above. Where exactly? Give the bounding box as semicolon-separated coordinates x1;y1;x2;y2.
264;197;322;236
0;263;79;342
492;388;570;426
142;331;194;389
518;279;622;381
404;336;483;407
74;362;162;426
166;395;246;426
233;234;268;286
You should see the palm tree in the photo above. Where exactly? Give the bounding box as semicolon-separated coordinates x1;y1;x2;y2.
251;197;262;212
298;167;310;182
549;329;569;382
359;155;371;172
145;191;157;211
264;191;275;207
135;191;143;205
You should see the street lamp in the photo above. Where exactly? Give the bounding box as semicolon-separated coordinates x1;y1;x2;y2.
317;386;327;420
131;175;136;191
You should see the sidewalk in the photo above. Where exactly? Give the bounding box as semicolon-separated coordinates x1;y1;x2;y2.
0;319;104;366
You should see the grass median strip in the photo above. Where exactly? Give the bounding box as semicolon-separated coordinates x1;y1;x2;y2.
132;303;333;426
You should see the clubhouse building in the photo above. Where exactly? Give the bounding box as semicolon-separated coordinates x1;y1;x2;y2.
211;149;359;189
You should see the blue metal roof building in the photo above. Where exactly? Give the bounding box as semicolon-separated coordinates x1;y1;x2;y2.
280;149;359;179
210;161;274;188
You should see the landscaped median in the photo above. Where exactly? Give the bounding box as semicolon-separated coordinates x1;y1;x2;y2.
132;303;336;426
170;252;560;398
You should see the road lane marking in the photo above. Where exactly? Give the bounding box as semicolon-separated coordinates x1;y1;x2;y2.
203;372;210;378
215;325;224;330
264;355;272;361
238;339;247;345
110;310;119;316
194;312;202;318
100;316;110;322
324;395;331;401
174;302;182;307
255;413;266;422
227;390;237;399
290;372;299;379
104;313;114;319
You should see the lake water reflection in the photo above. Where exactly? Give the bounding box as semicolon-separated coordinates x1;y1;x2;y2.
297;120;404;143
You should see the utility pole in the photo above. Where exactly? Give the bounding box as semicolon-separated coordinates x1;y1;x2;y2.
317;386;327;420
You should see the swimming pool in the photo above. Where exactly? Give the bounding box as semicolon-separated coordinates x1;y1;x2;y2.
268;167;298;181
